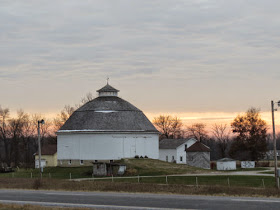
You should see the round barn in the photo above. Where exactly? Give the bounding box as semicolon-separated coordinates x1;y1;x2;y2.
57;83;159;166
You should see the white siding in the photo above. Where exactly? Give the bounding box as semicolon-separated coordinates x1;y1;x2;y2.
176;139;196;164
159;149;176;162
159;139;196;164
57;133;159;161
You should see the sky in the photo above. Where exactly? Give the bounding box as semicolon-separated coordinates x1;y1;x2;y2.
1;0;280;128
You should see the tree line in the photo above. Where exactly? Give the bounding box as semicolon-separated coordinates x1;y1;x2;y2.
153;108;278;161
0;92;94;168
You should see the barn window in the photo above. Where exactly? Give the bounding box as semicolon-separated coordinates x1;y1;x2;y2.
80;160;84;165
68;160;72;165
172;156;175;161
166;156;168;162
180;156;183;162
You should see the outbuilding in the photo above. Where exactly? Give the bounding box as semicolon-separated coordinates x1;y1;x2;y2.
57;83;159;166
35;144;57;168
159;138;197;164
216;158;236;171
185;141;211;169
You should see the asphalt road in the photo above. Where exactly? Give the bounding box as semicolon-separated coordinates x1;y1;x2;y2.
0;189;280;210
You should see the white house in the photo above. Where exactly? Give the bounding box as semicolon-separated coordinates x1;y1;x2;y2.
159;138;197;164
57;83;159;166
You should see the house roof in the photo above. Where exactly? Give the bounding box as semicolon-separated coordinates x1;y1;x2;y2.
36;144;57;155
58;86;158;133
159;139;194;149
97;84;119;93
185;141;211;152
217;158;236;162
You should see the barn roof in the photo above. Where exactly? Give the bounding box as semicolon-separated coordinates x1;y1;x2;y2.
58;85;158;133
159;139;193;149
185;141;211;152
36;144;57;155
97;84;119;93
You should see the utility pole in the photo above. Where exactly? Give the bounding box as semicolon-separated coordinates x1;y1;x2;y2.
271;100;279;189
38;119;44;178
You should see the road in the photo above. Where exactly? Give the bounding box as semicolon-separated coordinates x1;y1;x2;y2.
0;189;280;209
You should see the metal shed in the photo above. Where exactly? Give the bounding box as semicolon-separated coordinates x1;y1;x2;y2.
216;158;236;171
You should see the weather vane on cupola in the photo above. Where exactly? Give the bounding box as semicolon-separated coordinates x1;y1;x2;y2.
106;77;109;85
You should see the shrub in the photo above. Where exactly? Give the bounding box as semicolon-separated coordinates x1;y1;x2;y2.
135;155;139;159
33;179;43;190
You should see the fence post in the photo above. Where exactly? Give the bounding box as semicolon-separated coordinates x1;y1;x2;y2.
70;173;72;180
31;172;32;179
138;175;140;183
112;175;114;182
166;176;168;184
49;173;51;178
196;176;198;187
262;179;265;188
227;177;230;187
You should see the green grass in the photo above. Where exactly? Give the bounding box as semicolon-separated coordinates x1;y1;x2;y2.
93;175;275;188
0;159;208;179
0;166;93;179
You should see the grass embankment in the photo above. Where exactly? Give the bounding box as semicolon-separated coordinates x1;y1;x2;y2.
120;158;208;175
0;177;280;198
0;159;208;179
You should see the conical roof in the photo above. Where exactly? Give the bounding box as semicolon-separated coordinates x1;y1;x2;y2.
58;85;158;133
97;84;119;93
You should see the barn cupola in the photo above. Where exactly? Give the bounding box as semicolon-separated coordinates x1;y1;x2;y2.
97;83;119;97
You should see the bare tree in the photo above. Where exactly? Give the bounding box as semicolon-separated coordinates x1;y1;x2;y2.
211;124;230;158
8;110;29;166
185;123;208;142
80;92;94;106
153;115;183;139
0;106;10;165
53;105;75;132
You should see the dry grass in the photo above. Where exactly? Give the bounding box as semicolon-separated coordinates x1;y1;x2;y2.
1;178;280;198
0;203;92;210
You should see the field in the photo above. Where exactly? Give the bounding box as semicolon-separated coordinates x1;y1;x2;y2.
0;159;278;198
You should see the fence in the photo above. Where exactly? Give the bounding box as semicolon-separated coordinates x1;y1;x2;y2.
2;172;276;188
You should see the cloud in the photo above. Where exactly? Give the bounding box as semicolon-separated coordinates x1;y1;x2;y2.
0;0;280;113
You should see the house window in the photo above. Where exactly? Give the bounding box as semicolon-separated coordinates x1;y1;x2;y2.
69;160;72;165
172;156;175;161
185;145;188;150
166;156;168;162
80;160;84;165
180;156;183;162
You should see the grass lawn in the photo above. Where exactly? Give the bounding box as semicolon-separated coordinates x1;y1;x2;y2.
0;159;209;179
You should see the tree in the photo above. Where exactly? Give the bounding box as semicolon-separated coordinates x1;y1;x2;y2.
0;106;10;165
211;124;231;158
53;105;75;132
185;123;208;142
153;115;183;139
229;108;267;161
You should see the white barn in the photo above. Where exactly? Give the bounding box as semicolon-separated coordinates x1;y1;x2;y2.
57;84;159;166
159;138;197;164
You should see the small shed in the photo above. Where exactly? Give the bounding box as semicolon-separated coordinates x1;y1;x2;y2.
93;162;126;176
216;158;236;171
35;144;57;168
185;142;211;169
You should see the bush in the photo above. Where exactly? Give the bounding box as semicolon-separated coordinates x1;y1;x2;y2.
140;156;144;159
135;155;139;159
144;156;148;158
33;179;43;190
